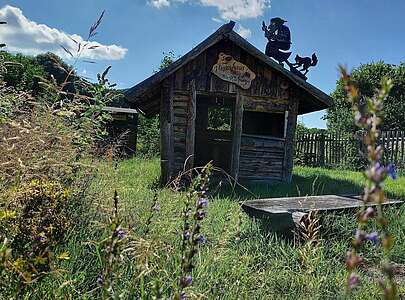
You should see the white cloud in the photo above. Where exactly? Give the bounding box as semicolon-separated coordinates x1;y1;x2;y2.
236;25;251;39
0;5;127;60
199;0;271;20
149;0;171;8
211;17;222;23
149;0;271;20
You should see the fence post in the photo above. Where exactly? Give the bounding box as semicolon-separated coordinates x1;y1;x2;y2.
319;133;325;167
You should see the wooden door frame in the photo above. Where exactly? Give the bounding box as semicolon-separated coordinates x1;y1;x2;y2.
230;90;243;180
188;90;241;178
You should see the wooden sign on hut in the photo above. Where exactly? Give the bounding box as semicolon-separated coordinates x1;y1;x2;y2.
125;21;331;183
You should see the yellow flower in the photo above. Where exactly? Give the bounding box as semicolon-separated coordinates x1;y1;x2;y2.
0;210;17;220
12;258;25;272
57;252;70;260
33;255;47;265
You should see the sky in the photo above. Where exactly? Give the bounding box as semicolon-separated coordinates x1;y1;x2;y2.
0;0;404;128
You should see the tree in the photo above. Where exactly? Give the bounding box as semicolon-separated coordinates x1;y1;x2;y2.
326;61;405;133
295;121;326;135
0;51;45;91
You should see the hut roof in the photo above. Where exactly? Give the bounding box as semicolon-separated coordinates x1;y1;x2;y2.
125;21;332;116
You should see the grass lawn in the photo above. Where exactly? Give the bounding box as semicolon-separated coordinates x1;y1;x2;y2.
32;158;405;299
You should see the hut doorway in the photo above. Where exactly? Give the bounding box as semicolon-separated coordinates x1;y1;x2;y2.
194;94;235;174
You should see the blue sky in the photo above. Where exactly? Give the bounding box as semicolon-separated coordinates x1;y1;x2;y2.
0;0;404;128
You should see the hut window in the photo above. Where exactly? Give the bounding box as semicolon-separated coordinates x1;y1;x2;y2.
242;111;285;138
207;107;232;131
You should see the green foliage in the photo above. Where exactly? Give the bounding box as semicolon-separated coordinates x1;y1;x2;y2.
136;51;179;158
295;121;326;135
327;61;405;133
137;114;160;158
0;49;115;297
0;51;45;92
158;51;177;71
0;180;71;294
207;107;231;131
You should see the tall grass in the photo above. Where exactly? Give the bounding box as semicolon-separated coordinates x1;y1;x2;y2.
14;158;401;299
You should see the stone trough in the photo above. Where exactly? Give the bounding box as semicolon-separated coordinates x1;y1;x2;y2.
242;195;403;232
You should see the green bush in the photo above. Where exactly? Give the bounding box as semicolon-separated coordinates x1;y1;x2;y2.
137;114;160;158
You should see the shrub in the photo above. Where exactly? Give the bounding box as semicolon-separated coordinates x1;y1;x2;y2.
137;114;160;158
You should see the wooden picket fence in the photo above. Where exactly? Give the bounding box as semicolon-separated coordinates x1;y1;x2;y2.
294;130;405;169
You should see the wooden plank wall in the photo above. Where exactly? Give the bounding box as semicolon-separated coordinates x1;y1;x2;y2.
166;39;302;181
172;39;289;100
239;135;285;180
172;90;190;175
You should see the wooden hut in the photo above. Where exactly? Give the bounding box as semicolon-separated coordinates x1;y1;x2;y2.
125;21;332;183
103;106;138;157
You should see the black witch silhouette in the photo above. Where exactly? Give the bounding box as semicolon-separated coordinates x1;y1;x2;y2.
262;17;291;65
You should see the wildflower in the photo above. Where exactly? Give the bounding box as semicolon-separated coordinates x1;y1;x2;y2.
353;229;365;245
369;162;385;182
153;203;161;212
366;231;379;245
57;252;70;260
180;275;193;288
359;206;375;222
346;251;363;269
386;164;397;180
195;234;207;245
348;272;360;290
364;206;375;218
195;210;206;220
96;276;104;286
197;198;208;207
37;235;46;243
180;291;187;300
117;229;126;239
183;231;191;241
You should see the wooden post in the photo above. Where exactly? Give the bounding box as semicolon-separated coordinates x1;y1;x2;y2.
231;90;244;181
283;96;299;182
160;78;173;184
185;80;197;170
319;133;325;167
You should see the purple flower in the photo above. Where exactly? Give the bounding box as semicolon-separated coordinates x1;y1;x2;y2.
180;275;193;288
371;162;385;181
197;198;208;207
37;236;46;243
360;207;375;222
196;234;207;245
366;231;379;245
96;276;104;286
153;203;161;212
195;210;206;220
117;229;126;239
348;272;359;290
386;164;397;180
364;207;375;218
183;231;191;241
180;291;187;300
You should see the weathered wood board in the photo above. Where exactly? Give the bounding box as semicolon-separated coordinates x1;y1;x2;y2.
242;195;403;232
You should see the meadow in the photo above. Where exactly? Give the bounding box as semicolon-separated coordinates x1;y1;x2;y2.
0;16;403;298
17;158;403;299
